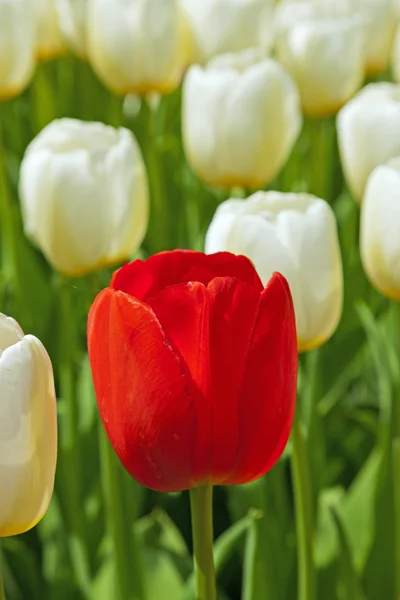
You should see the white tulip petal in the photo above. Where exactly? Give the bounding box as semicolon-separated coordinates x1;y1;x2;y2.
205;191;343;350
0;317;57;537
19;118;149;276
55;0;89;58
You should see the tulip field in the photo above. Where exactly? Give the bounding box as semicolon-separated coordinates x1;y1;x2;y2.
2;1;400;600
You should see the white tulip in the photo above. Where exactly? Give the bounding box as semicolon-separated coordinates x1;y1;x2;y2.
205;191;343;351
55;0;88;58
19;118;149;276
275;0;365;116
34;0;65;60
87;0;190;96
0;313;57;537
337;83;400;202
182;48;302;189
349;0;395;75
0;0;35;100
179;0;274;65
361;158;400;299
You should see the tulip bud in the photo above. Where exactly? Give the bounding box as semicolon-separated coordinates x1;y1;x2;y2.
275;0;365;116
205;191;343;351
88;251;297;491
87;0;190;96
19;118;149;276
34;0;65;61
55;0;89;58
0;0;35;100
337;83;400;202
349;0;395;75
360;158;400;300
180;0;274;65
182;49;302;189
0;313;57;537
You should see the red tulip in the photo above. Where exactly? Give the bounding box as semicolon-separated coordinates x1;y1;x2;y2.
88;250;297;492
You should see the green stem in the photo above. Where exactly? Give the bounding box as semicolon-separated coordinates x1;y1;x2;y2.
291;410;316;600
0;543;6;600
99;426;146;600
58;280;91;597
139;98;168;253
391;301;400;597
189;485;217;600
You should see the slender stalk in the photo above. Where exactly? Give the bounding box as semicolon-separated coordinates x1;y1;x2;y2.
391;301;400;597
0;543;6;600
291;409;316;600
58;280;91;597
139;98;168;253
99;426;146;600
189;485;217;600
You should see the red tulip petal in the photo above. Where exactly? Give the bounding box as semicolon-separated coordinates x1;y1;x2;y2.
225;273;297;485
112;250;262;301
148;277;261;485
206;277;260;484
88;288;197;492
147;282;212;482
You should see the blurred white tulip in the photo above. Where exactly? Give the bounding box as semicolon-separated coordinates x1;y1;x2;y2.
180;0;274;65
361;158;400;300
19;118;149;276
337;83;400;202
55;0;89;58
349;0;395;75
34;0;65;60
87;0;190;96
275;0;365;116
0;313;57;537
205;191;343;351
182;48;302;189
0;0;35;100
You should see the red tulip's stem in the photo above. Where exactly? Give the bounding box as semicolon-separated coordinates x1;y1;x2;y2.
0;543;6;600
291;410;316;600
190;485;217;600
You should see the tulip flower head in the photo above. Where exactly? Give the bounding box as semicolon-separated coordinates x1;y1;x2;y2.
0;0;35;100
88;251;298;492
205;191;343;352
180;0;274;65
360;158;400;300
337;83;400;202
0;313;57;537
182;48;302;189
274;0;365;116
19;118;149;276
87;0;190;96
34;0;65;61
55;0;89;58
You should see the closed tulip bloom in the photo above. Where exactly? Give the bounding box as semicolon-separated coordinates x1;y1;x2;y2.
360;158;400;299
182;49;302;189
0;313;57;537
87;0;189;96
34;0;65;60
205;192;343;351
275;1;365;116
88;251;297;492
180;0;274;65
337;83;400;202
19;118;148;276
55;0;89;58
349;0;395;75
0;0;35;100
